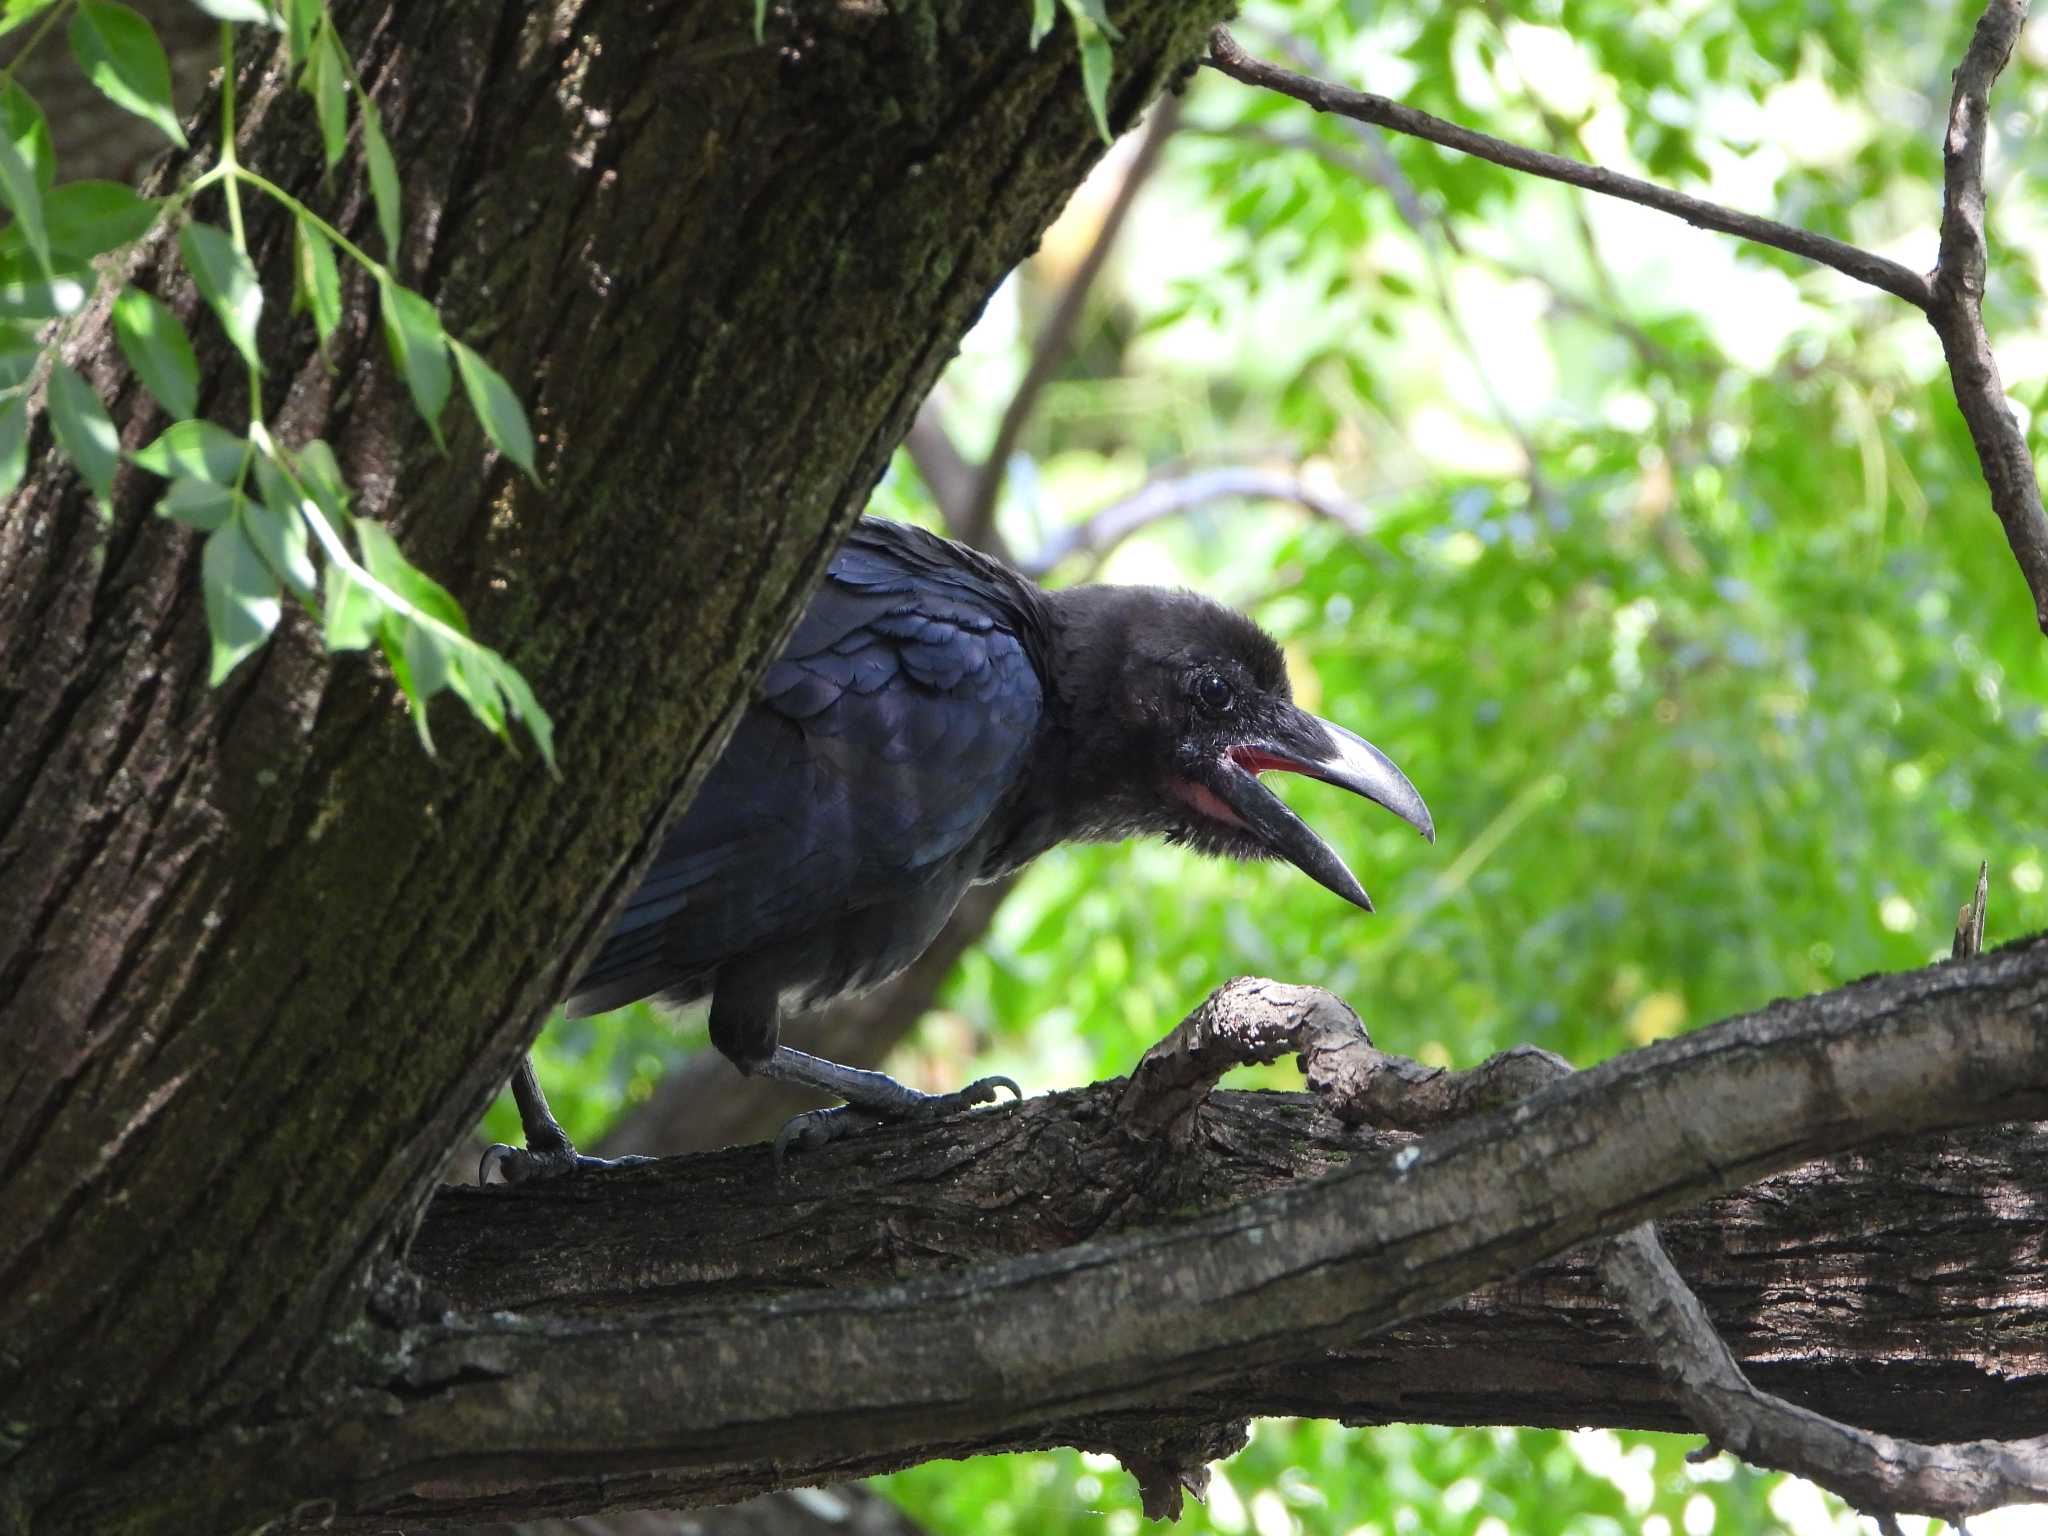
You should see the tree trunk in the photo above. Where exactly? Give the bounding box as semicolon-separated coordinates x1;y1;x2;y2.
0;2;1224;1530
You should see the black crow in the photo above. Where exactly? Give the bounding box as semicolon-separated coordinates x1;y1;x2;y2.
484;517;1431;1176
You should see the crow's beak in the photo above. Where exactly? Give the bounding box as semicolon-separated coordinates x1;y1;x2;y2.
1199;706;1434;912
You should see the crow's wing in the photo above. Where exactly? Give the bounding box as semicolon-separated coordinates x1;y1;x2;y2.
565;522;1044;1018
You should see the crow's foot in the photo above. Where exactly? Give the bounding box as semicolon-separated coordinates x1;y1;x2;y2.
771;1072;1021;1164
477;1056;657;1185
478;1140;656;1185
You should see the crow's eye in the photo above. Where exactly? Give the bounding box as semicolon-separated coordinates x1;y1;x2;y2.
1195;672;1234;714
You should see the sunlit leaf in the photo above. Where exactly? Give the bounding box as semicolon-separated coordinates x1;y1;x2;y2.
291;215;341;346
111;285;200;418
68;1;187;149
1075;28;1112;145
36;180;160;263
378;278;449;444
46;363;119;514
202;506;282;683
155;475;234;530
0;83;54;192
308;19;347;169
0;392;27;497
179;220;264;372
360;94;401;256
0;128;50;274
187;0;280;24
451;339;537;481
0;0;60;39
130;418;247;483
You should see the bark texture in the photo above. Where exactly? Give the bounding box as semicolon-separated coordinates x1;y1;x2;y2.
0;2;1224;1530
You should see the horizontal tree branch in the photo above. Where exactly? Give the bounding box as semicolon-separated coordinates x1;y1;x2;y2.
105;936;2048;1531
1202;29;1934;309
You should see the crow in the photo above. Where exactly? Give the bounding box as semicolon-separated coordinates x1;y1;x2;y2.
483;517;1432;1177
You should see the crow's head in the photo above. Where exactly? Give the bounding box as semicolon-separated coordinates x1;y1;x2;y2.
1048;584;1434;911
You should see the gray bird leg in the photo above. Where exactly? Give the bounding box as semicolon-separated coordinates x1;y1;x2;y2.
478;1055;658;1184
757;1046;1021;1163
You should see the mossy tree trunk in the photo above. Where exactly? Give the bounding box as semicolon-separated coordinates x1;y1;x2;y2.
0;2;1224;1529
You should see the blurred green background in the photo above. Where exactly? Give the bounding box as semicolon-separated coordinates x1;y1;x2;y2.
490;0;2048;1529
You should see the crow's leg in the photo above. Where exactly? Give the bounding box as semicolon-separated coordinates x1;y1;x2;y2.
710;962;1020;1162
478;1056;658;1184
756;1046;1021;1162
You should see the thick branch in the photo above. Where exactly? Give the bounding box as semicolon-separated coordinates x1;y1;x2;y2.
112;939;2048;1530
1203;29;1933;309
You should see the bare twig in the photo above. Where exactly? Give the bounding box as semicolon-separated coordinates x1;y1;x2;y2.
1927;0;2048;633
1955;861;1991;959
1017;466;1376;578
959;93;1182;550
1203;30;1933;310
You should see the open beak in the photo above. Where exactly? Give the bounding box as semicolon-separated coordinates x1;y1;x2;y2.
1197;706;1434;912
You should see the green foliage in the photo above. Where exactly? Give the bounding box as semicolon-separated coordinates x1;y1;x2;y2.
6;0;549;762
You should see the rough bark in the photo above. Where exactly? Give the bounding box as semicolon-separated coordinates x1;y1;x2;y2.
0;2;1225;1530
418;1096;2048;1447
35;938;2043;1533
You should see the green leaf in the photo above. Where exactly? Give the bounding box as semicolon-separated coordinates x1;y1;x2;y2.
291;216;341;345
283;0;316;65
1060;0;1122;43
451;339;537;480
68;1;187;149
0;0;59;38
0;84;54;192
187;0;280;24
379;279;449;444
353;514;465;631
752;0;766;41
179;220;264;372
0;319;37;388
46;363;120;514
1027;0;1054;48
322;557;381;649
0;392;27;497
308;21;347;169
202;508;282;683
155;475;235;530
359;95;401;255
245;467;317;596
111;286;200;418
40;180;160;263
0;128;50;274
0;270;86;318
1075;28;1113;144
293;436;349;516
130;418;247;483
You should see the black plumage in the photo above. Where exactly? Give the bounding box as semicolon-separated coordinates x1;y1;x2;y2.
489;517;1433;1175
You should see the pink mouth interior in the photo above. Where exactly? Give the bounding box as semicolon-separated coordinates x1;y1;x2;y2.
1171;750;1310;829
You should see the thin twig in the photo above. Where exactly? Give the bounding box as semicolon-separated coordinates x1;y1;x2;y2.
1202;29;1933;311
959;93;1182;550
1017;466;1375;578
1926;0;2048;633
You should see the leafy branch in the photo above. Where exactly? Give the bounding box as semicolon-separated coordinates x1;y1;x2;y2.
0;0;552;763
